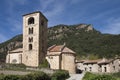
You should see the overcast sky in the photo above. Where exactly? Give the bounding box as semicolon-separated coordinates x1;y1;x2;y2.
0;0;120;43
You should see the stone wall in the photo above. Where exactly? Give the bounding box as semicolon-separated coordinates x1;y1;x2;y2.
6;53;22;64
46;55;60;69
61;53;76;74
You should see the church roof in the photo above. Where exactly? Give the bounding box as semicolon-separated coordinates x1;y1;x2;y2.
47;44;76;56
9;48;23;53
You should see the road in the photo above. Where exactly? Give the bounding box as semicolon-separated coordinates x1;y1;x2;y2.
66;72;85;80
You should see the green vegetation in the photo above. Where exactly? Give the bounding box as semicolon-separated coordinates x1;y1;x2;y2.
51;70;69;80
48;24;120;59
39;59;49;68
112;72;120;80
1;64;26;71
83;72;119;80
0;70;69;80
0;24;120;62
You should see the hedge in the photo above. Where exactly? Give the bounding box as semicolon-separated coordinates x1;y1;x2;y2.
0;71;50;80
51;70;70;80
82;72;117;80
0;70;70;80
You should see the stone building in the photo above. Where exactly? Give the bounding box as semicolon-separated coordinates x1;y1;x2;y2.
22;11;48;67
46;44;76;74
6;11;48;67
6;48;22;64
76;58;120;73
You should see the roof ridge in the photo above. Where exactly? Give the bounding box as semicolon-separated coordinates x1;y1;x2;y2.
48;45;56;51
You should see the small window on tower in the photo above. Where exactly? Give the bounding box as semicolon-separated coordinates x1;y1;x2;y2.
29;37;33;42
29;28;33;34
41;20;44;26
29;44;32;50
28;17;34;25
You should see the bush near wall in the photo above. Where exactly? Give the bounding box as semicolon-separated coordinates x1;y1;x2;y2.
82;72;117;80
51;70;70;80
91;75;116;80
82;72;96;80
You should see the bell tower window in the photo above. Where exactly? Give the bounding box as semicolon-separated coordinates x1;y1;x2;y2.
29;44;33;50
29;28;33;34
28;17;34;25
29;37;33;42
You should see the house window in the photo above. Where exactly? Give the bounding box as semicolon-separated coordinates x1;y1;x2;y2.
104;67;107;72
29;28;33;34
28;17;34;25
113;66;115;70
85;67;87;71
29;44;32;50
89;67;92;71
29;37;33;42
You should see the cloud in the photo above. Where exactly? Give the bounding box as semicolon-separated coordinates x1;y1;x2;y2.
40;0;66;18
102;18;120;34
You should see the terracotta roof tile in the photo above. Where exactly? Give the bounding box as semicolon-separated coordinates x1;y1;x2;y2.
47;44;76;55
49;45;64;52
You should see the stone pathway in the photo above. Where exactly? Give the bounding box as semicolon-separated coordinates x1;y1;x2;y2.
66;72;85;80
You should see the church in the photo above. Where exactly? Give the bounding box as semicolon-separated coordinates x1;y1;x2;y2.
5;11;76;73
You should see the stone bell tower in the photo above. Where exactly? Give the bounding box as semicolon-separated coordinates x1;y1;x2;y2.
22;11;48;67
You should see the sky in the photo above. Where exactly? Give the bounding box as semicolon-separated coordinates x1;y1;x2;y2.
0;0;120;43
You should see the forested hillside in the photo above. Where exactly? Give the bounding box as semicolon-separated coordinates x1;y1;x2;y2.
0;24;120;62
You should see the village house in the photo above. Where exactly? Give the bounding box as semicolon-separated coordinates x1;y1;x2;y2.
76;58;120;73
46;44;76;74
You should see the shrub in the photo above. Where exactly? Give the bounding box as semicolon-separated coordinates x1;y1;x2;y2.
51;70;70;80
83;72;117;80
91;75;116;80
22;71;50;80
0;71;50;80
39;59;49;68
3;75;21;80
82;72;96;80
112;72;120;78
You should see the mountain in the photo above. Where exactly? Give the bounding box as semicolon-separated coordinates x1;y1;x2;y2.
0;24;120;62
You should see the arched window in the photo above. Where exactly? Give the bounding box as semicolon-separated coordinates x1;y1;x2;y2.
28;17;34;25
29;37;33;42
29;44;32;50
29;28;33;34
